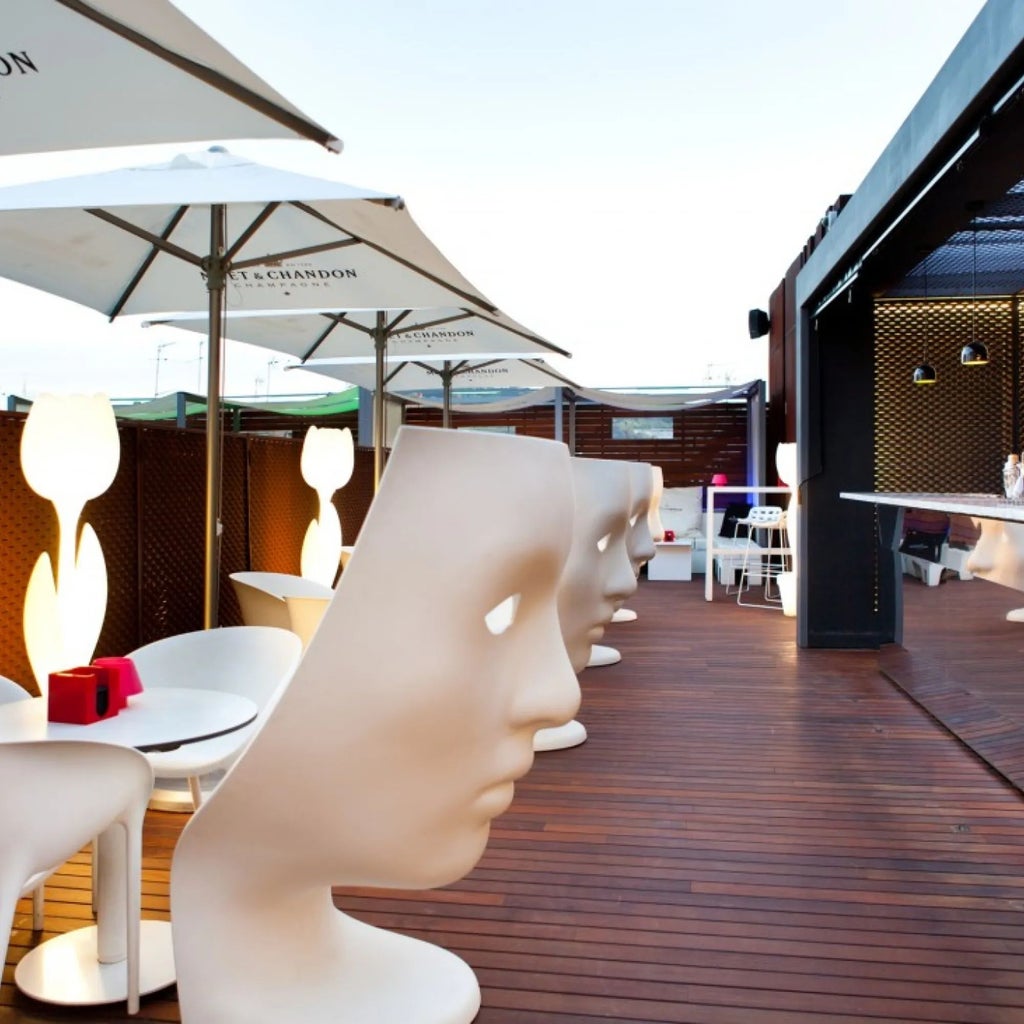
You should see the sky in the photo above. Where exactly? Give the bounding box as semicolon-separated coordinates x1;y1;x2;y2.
0;0;989;402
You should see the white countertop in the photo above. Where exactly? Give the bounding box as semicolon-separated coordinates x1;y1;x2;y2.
840;491;1024;523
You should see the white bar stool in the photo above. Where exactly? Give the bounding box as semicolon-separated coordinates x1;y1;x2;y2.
735;506;790;609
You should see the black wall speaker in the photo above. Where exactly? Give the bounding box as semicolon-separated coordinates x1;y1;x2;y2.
748;308;770;339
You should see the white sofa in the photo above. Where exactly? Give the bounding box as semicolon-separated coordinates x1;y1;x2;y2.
657;487;760;580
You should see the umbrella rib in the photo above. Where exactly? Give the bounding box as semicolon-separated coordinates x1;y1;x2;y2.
55;0;341;152
88;205;191;320
230;238;360;270
409;361;445;375
289;200;502;316
223;203;280;263
387;309;415;332
301;317;348;362
86;207;201;266
391;311;474;336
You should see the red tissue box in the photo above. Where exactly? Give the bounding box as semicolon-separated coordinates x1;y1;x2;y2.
92;656;143;701
48;665;122;724
663;529;676;542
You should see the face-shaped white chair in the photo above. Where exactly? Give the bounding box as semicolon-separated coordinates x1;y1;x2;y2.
171;425;578;1024
562;459;637;669
966;519;1024;621
611;463;657;624
558;458;637;674
534;458;636;752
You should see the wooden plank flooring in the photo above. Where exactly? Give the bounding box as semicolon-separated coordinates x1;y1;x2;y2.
6;574;1024;1022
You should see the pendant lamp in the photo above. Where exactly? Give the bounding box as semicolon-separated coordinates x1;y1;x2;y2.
961;222;990;366
913;252;937;385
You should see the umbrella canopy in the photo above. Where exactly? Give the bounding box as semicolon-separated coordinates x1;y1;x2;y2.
0;147;510;626
303;356;578;429
149;305;570;463
4;0;341;154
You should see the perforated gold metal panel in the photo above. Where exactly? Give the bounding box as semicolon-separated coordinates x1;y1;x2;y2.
874;298;1015;492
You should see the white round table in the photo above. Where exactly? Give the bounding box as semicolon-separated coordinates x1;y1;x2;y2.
0;688;258;1008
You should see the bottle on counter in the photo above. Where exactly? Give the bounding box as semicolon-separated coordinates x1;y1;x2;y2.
1005;453;1023;499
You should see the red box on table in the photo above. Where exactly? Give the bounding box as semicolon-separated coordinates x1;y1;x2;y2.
48;665;121;724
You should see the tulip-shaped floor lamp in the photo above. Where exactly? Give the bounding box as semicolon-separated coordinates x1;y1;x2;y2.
21;394;120;695
774;444;797;618
300;426;355;588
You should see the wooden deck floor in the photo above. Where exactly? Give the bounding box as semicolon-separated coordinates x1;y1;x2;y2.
5;574;1024;1023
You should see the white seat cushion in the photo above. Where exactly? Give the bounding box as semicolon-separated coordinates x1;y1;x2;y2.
659;486;703;537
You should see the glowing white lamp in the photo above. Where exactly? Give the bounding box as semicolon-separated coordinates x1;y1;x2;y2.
21;394;120;694
775;442;798;618
300;426;354;587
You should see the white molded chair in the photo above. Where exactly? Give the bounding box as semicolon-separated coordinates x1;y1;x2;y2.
0;741;153;1014
229;572;335;633
127;626;302;810
283;594;332;650
0;676;48;930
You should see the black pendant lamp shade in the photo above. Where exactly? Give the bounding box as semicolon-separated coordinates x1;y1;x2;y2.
914;250;937;385
961;338;989;365
961;221;990;366
913;361;937;384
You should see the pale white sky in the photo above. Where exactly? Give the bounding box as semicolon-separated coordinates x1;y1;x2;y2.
0;0;988;401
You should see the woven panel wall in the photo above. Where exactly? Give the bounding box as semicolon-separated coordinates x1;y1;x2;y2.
874;298;1014;492
90;428;140;663
137;426;208;642
572;404;749;487
342;447;375;545
404;405;560;439
218;435;250;628
407;402;750;487
247;437;317;576
0;415;54;691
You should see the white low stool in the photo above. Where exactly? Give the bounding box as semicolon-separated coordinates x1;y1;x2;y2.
534;719;588;751
587;644;621;667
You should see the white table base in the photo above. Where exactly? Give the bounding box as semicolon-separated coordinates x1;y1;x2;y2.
587;644;621;668
148;770;227;813
15;920;175;1007
533;719;587;751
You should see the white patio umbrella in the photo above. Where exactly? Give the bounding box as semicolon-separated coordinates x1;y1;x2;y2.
0;147;512;625
148;306;571;475
4;0;341;154
302;356;579;427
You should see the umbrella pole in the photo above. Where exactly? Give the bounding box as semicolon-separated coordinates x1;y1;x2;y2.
568;391;577;454
373;312;386;491
203;204;226;628
442;361;453;429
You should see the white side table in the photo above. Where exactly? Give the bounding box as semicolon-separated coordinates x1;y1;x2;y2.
648;539;694;581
